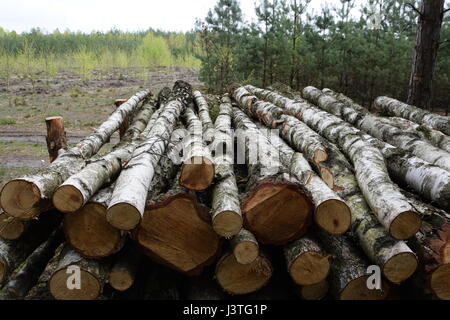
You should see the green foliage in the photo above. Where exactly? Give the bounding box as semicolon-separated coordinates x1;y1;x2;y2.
137;33;172;67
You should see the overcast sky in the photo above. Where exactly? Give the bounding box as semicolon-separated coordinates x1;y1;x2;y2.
0;0;363;34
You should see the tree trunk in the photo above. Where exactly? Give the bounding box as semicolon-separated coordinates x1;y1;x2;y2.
375;96;450;135
244;85;419;283
245;85;421;240
284;234;331;286
48;244;110;300
407;0;445;110
210;95;243;238
0;227;64;299
53;102;158;214
0;90;151;220
215;252;272;295
256;121;351;235
0;210;61;284
45;116;67;163
109;243;143;292
317;231;390;300
193;90;215;145
304;86;450;172
135;171;221;276
179;107;215;191
0;210;30;240
107;82;190;231
115;99;131;140
63;184;126;259
232;108;314;245
230;228;259;265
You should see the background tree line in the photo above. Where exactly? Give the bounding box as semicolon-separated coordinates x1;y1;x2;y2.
196;0;450;112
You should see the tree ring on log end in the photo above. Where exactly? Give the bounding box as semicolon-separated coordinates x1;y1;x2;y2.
233;241;259;265
53;185;84;213
389;211;422;240
383;252;418;284
109;270;134;292
300;280;329;300
431;264;450;300
0;180;41;219
243;183;313;245
49;268;101;300
64;203;123;259
107;203;141;231
289;252;330;286
180;156;215;191
315;199;352;235
213;211;243;238
340;276;389;300
313;150;328;164
0;214;25;240
215;253;272;295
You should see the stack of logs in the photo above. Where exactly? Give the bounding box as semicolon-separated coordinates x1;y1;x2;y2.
0;80;449;300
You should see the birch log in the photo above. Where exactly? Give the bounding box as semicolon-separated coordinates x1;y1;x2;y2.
210;95;243;237
232;108;314;245
375;96;450;135
0;211;30;240
109;243;143;292
107;81;191;231
215;252;272;295
63;184;126;259
245;85;419;283
284;234;331;286
317;231;390;300
179;107;215;191
244;85;421;240
48;244;110;300
53;101;157;213
115;99;130;140
0;227;64;299
256;122;351;235
303;87;450;172
230;228;259;265
298;280;329;300
193;90;215;145
45;116;67;163
0;89;151;219
0;210;61;284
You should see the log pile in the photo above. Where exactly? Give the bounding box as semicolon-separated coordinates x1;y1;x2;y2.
0;80;449;301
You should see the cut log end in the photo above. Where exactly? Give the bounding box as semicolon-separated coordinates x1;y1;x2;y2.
299;280;329;300
233;240;259;265
138;195;221;275
383;252;418;284
389;211;422;240
212;211;243;238
289;252;330;286
0;180;42;219
180;157;215;191
109;269;134;292
49;268;101;300
64;203;123;259
243;183;313;245
340;276;389;300
107;203;141;231
315;199;352;235
431;264;450;300
0;214;26;240
215;253;272;295
53;185;84;213
313;150;328;164
319;167;335;189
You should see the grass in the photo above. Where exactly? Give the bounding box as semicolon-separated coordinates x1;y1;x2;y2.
0;118;16;125
0;141;48;157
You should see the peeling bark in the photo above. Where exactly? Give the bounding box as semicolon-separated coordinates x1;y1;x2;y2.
245;85;421;240
107;82;191;231
0;90;151;220
303;87;450;171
